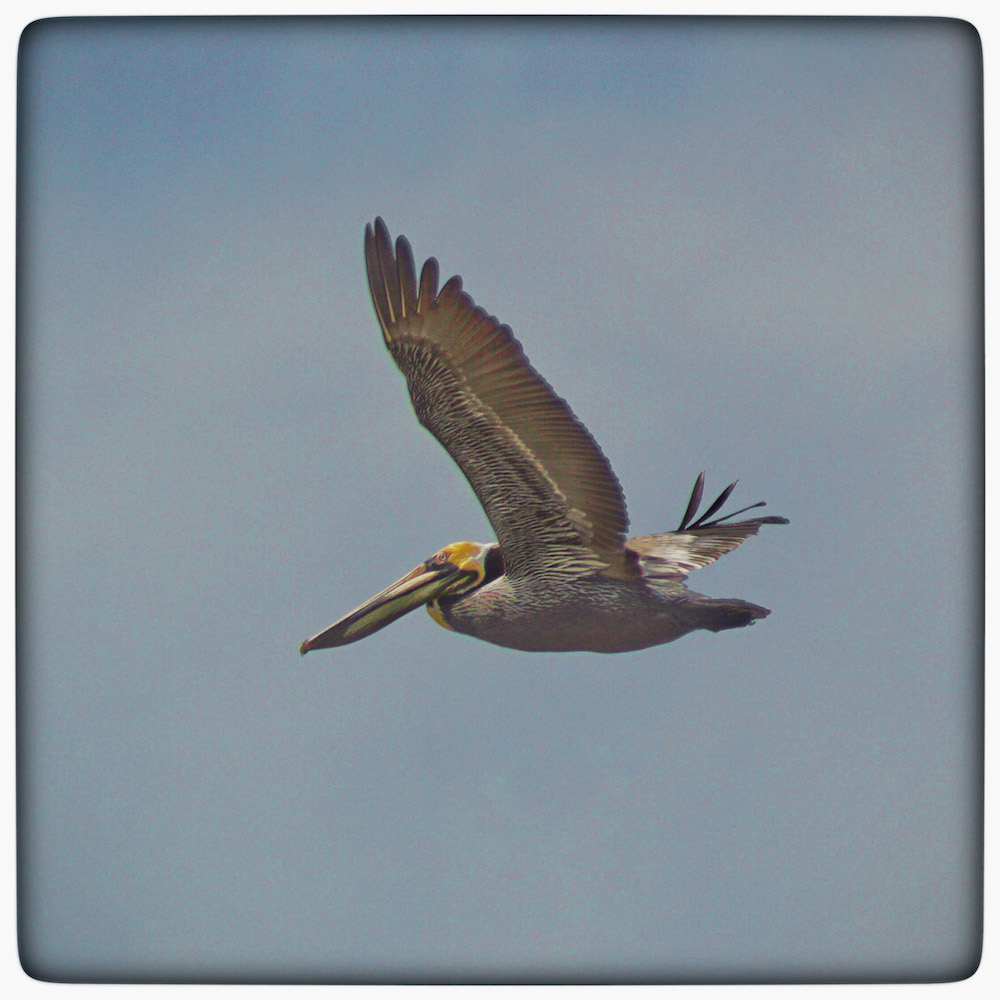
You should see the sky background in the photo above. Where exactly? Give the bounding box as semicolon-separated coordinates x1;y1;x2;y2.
17;16;982;984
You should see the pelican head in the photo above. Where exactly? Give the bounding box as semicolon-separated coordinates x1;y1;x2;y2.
300;541;499;654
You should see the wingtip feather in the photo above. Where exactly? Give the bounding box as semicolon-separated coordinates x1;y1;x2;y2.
678;472;705;530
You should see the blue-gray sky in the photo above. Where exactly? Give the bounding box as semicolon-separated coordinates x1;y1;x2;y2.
17;17;981;983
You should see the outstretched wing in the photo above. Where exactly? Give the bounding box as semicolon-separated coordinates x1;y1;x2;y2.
364;218;631;579
628;473;788;581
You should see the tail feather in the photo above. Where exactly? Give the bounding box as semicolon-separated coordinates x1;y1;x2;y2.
688;596;771;633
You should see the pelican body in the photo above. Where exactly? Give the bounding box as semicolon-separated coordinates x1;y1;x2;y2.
301;219;787;655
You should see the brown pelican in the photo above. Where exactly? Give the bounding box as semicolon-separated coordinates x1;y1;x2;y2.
300;219;787;655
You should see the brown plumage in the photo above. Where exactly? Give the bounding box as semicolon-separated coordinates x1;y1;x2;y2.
299;219;788;655
365;217;630;578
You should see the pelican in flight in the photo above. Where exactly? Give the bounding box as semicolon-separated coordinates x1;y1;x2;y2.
301;219;787;655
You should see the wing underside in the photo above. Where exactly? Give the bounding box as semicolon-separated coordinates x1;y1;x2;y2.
628;473;789;580
364;218;631;579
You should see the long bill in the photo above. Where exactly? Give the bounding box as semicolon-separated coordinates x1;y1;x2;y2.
300;560;475;654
